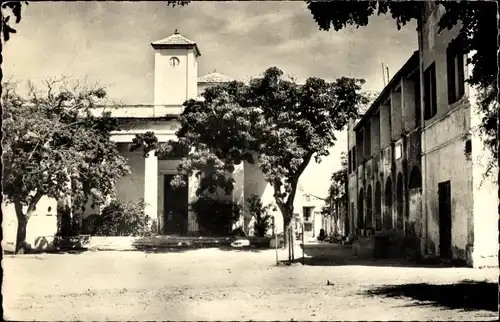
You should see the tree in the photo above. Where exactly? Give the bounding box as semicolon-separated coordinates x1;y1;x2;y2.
326;152;348;236
326;152;347;206
132;67;367;258
307;0;498;172
2;78;130;253
1;1;27;42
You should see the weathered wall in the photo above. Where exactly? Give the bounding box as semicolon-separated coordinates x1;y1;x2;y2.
408;187;423;252
406;130;422;173
401;77;418;132
422;133;471;259
421;102;472;260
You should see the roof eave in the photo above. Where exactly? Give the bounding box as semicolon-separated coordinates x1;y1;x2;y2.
150;43;202;57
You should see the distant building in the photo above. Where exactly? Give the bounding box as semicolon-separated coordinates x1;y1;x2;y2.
345;3;498;267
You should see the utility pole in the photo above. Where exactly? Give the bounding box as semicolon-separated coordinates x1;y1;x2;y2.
381;63;386;86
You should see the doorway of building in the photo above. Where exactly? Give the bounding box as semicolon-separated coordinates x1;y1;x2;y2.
357;188;364;233
438;181;452;258
163;174;189;235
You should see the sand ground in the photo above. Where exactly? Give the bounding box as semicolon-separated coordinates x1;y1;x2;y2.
2;245;498;321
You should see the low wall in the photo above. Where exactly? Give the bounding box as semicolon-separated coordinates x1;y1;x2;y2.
132;236;272;250
301;242;353;259
82;235;272;251
89;236;139;251
4;235;273;253
2;235;59;253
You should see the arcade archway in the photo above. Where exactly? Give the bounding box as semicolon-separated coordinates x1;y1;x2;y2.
384;177;393;229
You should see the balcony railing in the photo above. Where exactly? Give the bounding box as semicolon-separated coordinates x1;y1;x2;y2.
90;105;184;118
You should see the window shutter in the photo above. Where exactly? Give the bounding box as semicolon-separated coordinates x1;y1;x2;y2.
447;46;455;104
431;64;437;116
457;53;465;98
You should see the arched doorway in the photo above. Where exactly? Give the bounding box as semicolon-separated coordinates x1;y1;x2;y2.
384;177;393;229
409;166;422;190
396;173;404;230
375;181;382;230
357;188;364;231
366;185;373;230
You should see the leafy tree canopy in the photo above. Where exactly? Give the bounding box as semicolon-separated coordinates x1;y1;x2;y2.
2;78;130;252
1;1;27;42
132;67;367;232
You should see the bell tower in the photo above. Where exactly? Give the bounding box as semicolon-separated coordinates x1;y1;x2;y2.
151;30;201;106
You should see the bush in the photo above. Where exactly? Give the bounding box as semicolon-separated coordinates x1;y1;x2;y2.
91;199;152;236
247;195;273;237
190;197;241;236
80;214;103;235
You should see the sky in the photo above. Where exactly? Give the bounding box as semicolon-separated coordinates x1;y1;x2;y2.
3;1;418;197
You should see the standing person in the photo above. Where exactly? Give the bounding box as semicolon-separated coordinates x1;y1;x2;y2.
318;228;326;241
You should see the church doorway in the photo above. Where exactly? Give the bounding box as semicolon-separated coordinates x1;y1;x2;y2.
163;174;189;235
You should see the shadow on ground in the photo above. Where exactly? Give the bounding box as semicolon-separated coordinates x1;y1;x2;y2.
279;255;469;268
363;280;499;312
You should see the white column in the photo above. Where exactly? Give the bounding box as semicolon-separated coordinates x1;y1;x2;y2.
187;173;199;233
144;150;158;221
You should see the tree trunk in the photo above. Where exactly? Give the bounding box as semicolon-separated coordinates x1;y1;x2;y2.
282;214;294;261
15;215;28;254
14;201;29;254
13;194;43;254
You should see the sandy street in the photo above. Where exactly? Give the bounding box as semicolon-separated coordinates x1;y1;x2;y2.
3;247;498;321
